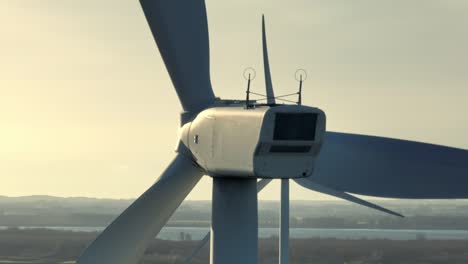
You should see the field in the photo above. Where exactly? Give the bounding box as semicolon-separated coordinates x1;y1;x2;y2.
1;228;468;264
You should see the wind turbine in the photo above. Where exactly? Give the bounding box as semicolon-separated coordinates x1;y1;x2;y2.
76;1;468;264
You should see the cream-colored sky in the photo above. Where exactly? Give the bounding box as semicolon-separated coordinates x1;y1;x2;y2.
1;1;467;200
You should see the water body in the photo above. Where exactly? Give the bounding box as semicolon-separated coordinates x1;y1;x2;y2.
1;226;468;241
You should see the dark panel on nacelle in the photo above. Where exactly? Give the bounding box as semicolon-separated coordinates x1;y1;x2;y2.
274;113;318;141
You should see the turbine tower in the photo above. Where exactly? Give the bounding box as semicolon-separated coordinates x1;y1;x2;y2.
76;1;468;264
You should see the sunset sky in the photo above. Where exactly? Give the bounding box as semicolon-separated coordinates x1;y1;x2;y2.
1;0;467;200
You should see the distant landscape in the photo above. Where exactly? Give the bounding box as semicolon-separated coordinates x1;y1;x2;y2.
2;195;468;229
2;196;468;263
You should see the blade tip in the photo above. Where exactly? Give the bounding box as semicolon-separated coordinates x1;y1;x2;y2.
391;211;405;218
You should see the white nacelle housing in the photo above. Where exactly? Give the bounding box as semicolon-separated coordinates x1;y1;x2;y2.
179;104;326;179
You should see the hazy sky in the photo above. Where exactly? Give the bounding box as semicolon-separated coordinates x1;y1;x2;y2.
1;1;467;200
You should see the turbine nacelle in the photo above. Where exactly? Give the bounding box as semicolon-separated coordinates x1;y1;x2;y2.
179;103;326;179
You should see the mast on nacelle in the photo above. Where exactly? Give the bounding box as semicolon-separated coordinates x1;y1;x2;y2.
295;69;307;105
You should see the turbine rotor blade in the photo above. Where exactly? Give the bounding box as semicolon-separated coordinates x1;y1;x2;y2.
182;179;272;264
257;178;272;192
262;15;275;105
182;231;210;264
77;155;203;264
140;0;216;112
313;132;468;198
295;178;404;217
